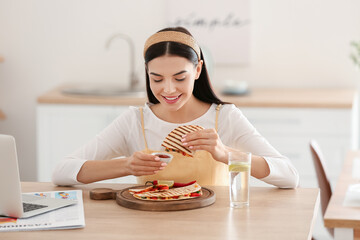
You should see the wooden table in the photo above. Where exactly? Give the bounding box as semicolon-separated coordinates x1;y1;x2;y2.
325;151;360;240
0;182;319;240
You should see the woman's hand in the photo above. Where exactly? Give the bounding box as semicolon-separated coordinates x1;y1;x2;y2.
181;128;229;163
125;151;167;176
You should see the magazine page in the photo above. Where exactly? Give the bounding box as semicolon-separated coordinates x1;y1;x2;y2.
0;190;85;232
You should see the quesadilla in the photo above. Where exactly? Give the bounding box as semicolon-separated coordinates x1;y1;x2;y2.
162;125;204;157
133;183;202;201
129;184;169;195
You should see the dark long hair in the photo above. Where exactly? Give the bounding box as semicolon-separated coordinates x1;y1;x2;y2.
144;27;226;105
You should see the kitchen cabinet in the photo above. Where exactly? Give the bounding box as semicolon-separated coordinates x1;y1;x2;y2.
37;87;358;189
241;107;358;188
37;104;135;183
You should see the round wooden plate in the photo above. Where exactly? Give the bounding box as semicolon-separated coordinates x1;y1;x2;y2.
117;186;215;211
90;185;216;211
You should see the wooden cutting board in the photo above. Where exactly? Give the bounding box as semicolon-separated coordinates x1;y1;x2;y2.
90;185;216;211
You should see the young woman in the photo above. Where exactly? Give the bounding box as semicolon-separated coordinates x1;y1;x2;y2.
52;27;299;188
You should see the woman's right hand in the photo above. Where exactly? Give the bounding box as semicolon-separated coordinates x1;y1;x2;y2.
126;151;167;176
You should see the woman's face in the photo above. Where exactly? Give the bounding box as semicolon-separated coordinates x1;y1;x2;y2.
147;55;202;112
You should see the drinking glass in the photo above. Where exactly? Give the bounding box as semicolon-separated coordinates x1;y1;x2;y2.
228;151;251;208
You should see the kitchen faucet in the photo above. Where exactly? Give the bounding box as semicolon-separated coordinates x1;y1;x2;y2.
105;33;139;90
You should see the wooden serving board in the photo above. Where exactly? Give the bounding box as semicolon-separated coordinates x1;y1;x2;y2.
90;185;216;211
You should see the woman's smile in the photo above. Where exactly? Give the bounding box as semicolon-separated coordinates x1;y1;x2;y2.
162;94;182;104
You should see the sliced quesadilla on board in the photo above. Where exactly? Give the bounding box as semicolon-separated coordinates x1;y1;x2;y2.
133;182;202;201
161;125;204;157
129;180;196;195
128;184;169;195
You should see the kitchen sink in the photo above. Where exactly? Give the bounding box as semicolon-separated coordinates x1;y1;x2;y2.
61;85;146;97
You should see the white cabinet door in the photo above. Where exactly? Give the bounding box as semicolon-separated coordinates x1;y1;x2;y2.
241;107;354;188
37;104;130;182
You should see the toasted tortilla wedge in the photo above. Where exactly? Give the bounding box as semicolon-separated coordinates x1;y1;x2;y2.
161;125;204;157
129;185;169;195
133;183;202;201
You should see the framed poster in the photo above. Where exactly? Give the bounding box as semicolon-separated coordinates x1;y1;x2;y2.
166;0;250;65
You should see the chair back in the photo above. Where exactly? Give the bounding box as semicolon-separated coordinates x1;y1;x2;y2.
309;140;334;237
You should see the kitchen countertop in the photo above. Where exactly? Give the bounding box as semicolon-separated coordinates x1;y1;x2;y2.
37;86;357;109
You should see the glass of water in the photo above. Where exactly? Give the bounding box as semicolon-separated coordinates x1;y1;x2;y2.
228;151;251;208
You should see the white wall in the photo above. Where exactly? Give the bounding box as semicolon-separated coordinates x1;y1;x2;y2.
0;0;166;180
0;0;360;181
216;0;360;88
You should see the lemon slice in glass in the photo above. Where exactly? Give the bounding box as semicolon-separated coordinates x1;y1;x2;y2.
229;163;251;172
157;180;174;188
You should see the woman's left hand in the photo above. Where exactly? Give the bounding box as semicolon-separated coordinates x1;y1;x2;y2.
181;128;229;163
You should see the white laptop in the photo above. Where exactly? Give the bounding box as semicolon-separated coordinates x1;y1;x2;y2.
0;134;77;218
